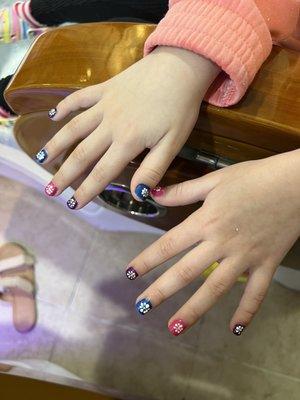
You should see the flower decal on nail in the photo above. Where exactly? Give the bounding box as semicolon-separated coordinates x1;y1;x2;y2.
35;149;48;164
45;182;58;197
151;186;165;197
135;184;150;201
126;267;138;281
67;197;78;210
136;298;152;315
48;108;57;119
233;324;245;336
168;319;187;336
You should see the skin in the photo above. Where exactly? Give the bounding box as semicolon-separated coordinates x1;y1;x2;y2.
42;46;220;207
130;150;300;333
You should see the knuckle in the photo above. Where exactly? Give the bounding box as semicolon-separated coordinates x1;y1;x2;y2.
158;235;177;259
91;165;106;183
185;305;200;322
250;291;265;308
47;137;59;154
118;135;140;150
207;278;228;299
60;94;75;109
150;286;166;304
173;182;185;198
136;258;150;275
176;264;196;285
72;144;88;163
141;166;163;184
67;116;81;132
76;184;88;200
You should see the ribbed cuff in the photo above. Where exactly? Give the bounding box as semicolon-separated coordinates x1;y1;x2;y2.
144;0;272;107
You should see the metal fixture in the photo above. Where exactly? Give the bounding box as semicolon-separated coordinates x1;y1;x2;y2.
98;183;166;218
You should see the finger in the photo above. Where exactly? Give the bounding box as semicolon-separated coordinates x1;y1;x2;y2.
167;257;244;336
135;241;221;312
150;170;222;207
126;208;205;279
45;127;111;197
230;265;274;336
50;85;102;121
67;141;142;209
130;136;181;202
36;106;103;165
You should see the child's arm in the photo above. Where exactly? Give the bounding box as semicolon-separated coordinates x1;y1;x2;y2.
145;0;300;106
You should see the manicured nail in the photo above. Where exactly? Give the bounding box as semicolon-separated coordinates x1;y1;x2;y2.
45;181;58;197
67;197;78;210
135;184;150;201
136;298;152;315
168;319;187;336
233;324;246;336
48;108;57;119
150;186;165;197
35;149;48;164
126;266;138;281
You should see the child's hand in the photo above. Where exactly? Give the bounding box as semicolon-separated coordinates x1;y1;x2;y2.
39;46;219;207
128;150;300;336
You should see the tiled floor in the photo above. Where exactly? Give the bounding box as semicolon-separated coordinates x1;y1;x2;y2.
0;176;300;399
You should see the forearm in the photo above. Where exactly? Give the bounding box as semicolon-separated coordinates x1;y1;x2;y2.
150;46;220;99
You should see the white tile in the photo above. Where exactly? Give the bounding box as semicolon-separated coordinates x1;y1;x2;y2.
0;300;64;361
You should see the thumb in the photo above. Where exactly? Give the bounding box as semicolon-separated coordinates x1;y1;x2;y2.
150;169;222;207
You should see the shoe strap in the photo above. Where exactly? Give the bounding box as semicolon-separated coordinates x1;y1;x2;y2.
0;254;33;273
0;276;34;294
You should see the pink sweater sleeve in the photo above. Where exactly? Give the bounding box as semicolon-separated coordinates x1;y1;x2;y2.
144;0;299;107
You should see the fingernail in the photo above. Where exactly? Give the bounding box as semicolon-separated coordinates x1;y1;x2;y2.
151;186;165;197
45;181;58;197
35;149;48;164
135;184;150;201
67;196;78;210
233;324;246;336
136;298;152;315
48;108;57;119
126;266;138;281
168;319;187;336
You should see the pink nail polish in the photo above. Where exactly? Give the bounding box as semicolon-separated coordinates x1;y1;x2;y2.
45;182;58;197
150;186;165;197
168;319;187;336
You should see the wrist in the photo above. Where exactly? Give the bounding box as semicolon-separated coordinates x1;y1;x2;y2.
151;46;220;96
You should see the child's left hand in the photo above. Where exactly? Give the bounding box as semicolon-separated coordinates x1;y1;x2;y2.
39;46;219;207
128;150;300;336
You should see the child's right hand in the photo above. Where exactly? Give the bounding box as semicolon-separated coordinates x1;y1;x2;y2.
130;150;300;336
39;46;219;207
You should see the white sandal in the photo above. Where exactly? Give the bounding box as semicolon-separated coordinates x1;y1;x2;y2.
0;242;36;333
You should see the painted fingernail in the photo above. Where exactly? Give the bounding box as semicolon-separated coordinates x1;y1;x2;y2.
135;184;150;201
136;298;152;315
45;181;58;197
168;319;187;336
233;324;246;336
150;186;165;197
126;266;138;281
67;196;78;210
35;149;48;164
48;108;57;119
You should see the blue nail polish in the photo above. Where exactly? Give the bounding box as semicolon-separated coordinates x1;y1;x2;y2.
136;298;152;315
135;184;150;201
35;149;48;164
126;266;138;281
67;197;78;210
48;108;57;119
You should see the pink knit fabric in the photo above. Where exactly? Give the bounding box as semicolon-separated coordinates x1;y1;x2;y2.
144;0;300;107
